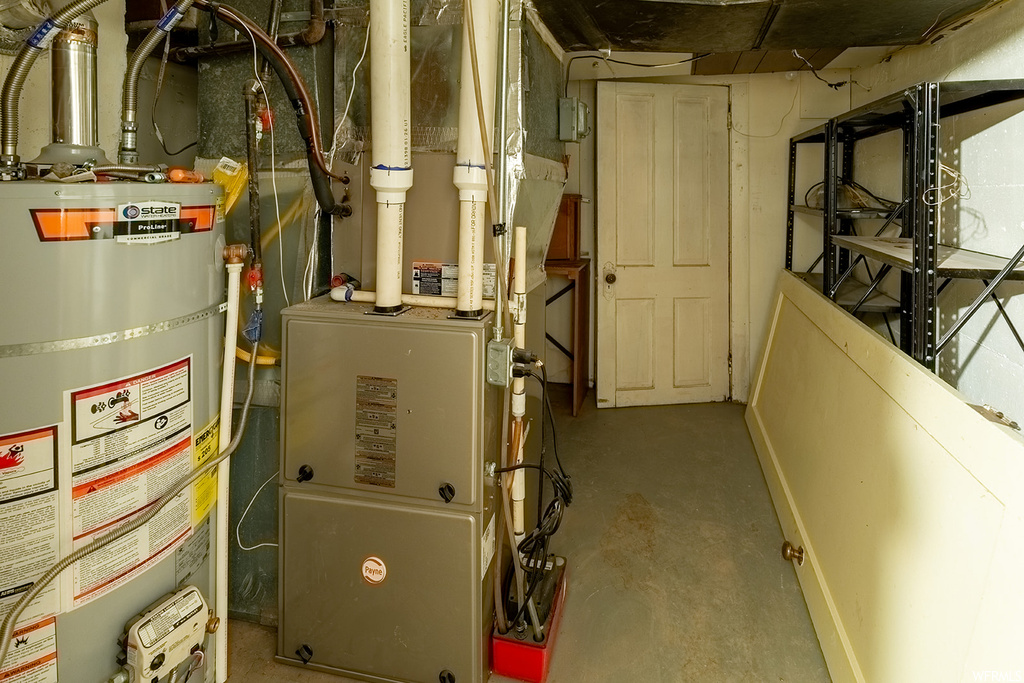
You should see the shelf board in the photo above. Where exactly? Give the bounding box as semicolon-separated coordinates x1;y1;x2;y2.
798;272;900;313
832;236;1024;281
832;80;1024;140
791;205;896;220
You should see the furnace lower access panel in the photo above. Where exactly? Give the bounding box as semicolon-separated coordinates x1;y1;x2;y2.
278;298;499;683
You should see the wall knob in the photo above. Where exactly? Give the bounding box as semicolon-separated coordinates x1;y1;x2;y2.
782;541;805;566
296;465;314;483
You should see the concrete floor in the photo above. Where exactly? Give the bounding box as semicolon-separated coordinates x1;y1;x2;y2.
227;390;829;682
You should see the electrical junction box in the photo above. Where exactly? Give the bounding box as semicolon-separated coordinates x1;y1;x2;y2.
278;298;502;683
559;97;591;142
123;586;209;683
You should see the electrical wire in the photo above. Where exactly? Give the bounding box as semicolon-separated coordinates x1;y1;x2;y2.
239;21;290;308
151;0;198;157
235;469;279;551
731;86;799;139
0;341;261;671
924;164;971;205
328;21;370;167
562;52;711;97
786;49;868;92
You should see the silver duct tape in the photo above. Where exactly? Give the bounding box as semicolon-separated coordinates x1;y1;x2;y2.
503;0;527;227
326;1;465;27
0;302;228;358
415;0;463;26
412;126;459;151
333;126;458;154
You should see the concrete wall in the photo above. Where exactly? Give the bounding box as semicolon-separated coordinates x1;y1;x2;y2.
842;0;1024;423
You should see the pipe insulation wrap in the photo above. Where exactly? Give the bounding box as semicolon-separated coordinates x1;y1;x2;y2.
1;0;111;160
215;262;243;683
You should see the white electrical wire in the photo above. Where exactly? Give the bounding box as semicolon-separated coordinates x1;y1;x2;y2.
327;23;370;167
305;22;370;301
241;22;290;307
235;470;279;551
924;164;971;205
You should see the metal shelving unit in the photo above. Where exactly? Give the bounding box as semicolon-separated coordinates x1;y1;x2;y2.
785;80;1024;371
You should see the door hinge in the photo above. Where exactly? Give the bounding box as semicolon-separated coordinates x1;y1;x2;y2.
728;352;733;379
726;102;732;130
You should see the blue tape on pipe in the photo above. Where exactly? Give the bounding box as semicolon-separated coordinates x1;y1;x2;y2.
345;285;354;301
371;165;412;172
157;7;185;31
26;19;58;48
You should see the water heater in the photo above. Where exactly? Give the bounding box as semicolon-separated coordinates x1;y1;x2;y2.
0;180;225;682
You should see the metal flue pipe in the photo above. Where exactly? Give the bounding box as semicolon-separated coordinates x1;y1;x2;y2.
0;0;113;176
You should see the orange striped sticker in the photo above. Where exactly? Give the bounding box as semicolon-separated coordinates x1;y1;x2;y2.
181;205;215;233
30;205;215;241
31;207;116;241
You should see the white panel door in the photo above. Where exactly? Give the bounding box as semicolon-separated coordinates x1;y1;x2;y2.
596;82;730;407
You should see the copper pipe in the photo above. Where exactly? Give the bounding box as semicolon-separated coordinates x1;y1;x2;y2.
168;0;325;62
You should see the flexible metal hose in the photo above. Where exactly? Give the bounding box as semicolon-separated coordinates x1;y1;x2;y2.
119;0;195;163
91;163;164;174
0;342;260;671
1;0;112;161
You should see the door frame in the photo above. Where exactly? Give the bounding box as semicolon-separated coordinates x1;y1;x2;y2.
594;79;751;404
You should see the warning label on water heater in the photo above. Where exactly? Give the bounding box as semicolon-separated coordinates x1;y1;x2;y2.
354;376;397;488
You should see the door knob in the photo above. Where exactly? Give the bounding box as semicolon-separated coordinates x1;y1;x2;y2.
782;541;804;566
605;272;617;284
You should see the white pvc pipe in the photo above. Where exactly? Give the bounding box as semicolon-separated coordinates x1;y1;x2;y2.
215;261;243;683
454;0;500;314
510;225;527;535
329;286;496;311
369;0;413;311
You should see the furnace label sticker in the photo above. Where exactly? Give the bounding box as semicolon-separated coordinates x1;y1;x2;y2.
354;376;398;488
0;427;61;631
412;261;496;298
64;358;195;609
481;515;496;577
0;616;58;683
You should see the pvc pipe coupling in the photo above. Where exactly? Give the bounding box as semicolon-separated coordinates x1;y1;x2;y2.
453;164;488;203
369;166;413;204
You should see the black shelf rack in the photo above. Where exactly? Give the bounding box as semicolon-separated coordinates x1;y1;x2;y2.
785;80;1024;372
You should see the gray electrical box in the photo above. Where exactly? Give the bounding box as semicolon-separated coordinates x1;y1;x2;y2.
559;96;591;142
278;298;501;683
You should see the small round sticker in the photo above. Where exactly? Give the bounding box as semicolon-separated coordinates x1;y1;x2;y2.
362;556;387;585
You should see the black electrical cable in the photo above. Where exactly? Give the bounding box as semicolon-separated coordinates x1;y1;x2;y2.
563;52;711;97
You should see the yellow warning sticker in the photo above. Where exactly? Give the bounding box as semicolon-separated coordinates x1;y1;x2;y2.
192;416;219;525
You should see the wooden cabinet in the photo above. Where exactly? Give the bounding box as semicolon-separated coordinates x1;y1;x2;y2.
547;193;582;261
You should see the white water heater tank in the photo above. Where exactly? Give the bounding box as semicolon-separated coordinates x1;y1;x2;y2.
0;180;225;682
